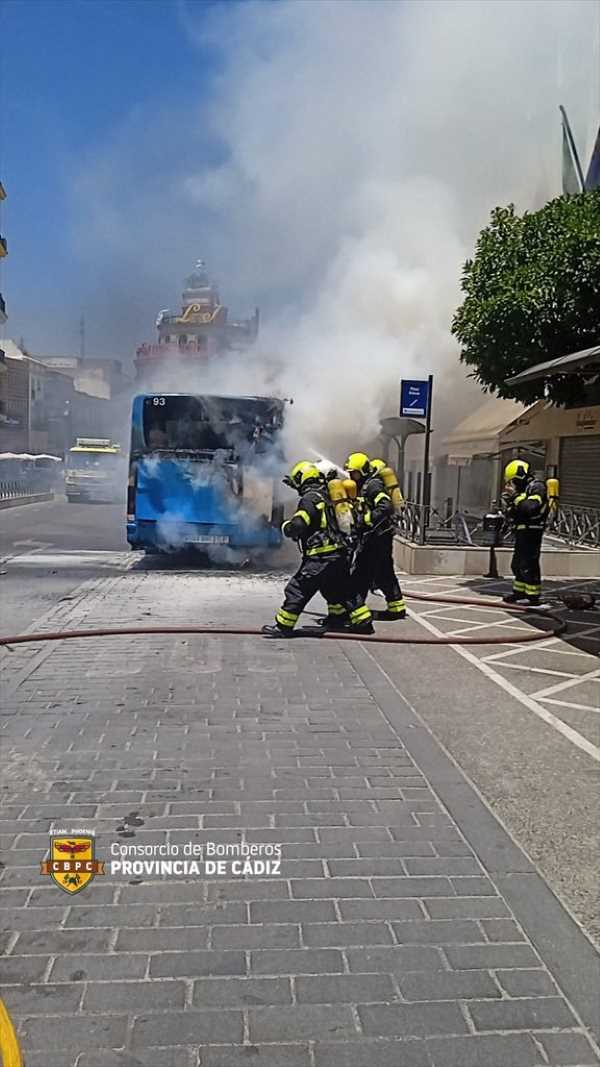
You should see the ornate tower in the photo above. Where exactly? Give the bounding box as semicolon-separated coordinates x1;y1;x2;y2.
135;261;259;386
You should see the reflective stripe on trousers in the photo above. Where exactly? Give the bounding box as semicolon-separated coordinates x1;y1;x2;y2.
387;598;406;614
327;603;347;616
306;543;342;556
349;604;372;626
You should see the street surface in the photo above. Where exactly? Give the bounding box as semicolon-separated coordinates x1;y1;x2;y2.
1;499;599;1066
0;498;128;634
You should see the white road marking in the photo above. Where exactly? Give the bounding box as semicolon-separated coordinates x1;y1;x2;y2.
408;588;472;597
540;697;600;714
0;540;52;566
445;620;533;637
416;605;512;620
530;668;600;700
6;551;130;567
482;628;600;662
490;663;577;680
12;539;51;547
407;608;600;764
403;575;455;585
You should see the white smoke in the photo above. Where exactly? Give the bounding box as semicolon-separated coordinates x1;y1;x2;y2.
72;0;598;462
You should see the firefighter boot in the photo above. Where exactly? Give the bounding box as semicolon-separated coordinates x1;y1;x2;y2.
502;592;528;604
377;597;407;620
261;624;295;638
317;604;349;631
318;617;348;632
348;603;375;635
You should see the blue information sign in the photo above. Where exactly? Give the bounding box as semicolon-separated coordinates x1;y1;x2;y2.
400;379;430;418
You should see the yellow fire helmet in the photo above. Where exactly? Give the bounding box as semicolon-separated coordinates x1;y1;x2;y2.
504;459;530;482
283;461;322;491
345;452;372;479
370;459;386;474
283;461;313;490
297;465;322;488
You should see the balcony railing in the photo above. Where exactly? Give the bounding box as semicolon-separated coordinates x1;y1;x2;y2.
135;342;209;358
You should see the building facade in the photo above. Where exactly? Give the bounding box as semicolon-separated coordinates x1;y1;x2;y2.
0;341;122;457
41;356;131;401
499;399;600;510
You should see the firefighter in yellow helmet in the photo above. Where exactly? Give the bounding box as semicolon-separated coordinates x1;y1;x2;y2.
345;452;406;619
501;459;548;605
262;462;374;637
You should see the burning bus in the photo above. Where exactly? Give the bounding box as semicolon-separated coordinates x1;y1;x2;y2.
126;393;288;553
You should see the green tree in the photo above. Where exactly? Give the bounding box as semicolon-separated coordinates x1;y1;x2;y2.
452;190;600;406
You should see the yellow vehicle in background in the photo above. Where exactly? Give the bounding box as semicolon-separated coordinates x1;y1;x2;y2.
65;438;125;503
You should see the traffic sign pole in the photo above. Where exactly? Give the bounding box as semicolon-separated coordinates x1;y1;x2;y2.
420;374;433;545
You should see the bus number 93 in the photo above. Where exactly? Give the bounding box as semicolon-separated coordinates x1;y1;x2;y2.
152;397;166;406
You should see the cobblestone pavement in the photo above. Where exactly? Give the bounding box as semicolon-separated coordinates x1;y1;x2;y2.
1;565;599;1066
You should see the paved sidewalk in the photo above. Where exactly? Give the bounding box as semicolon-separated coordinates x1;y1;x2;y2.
1;568;599;1066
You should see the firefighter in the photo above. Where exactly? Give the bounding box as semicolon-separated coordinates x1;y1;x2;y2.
262;462;374;637
345;452;406;620
501;459;548;605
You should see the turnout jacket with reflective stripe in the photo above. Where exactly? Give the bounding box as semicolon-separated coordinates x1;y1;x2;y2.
507;479;549;530
358;475;394;532
282;488;343;556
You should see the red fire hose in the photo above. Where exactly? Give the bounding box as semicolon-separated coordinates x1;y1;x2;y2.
0;594;567;647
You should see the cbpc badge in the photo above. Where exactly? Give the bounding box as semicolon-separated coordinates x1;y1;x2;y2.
40;834;106;895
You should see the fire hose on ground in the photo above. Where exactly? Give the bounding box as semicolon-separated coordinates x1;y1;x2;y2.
0;594;567;647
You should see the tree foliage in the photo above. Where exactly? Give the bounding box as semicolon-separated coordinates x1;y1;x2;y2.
451;190;600;406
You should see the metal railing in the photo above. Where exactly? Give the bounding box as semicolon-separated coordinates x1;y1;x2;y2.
547;504;600;548
0;478;55;501
396;501;600;550
395;500;425;543
395;501;482;546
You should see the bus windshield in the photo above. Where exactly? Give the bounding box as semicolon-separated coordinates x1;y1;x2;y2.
141;395;284;457
68;452;121;471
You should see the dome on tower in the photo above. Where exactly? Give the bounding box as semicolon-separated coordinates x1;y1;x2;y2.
182;259;219;308
185;259;210;289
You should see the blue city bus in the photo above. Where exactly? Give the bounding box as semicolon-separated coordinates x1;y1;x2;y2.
126;393;288;552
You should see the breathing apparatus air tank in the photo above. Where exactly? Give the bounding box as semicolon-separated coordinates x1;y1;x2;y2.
546;476;559;514
327;479;354;535
374;463;405;514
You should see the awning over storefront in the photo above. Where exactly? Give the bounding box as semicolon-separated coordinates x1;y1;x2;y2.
499;400;600;447
505;345;600;386
442;397;528;464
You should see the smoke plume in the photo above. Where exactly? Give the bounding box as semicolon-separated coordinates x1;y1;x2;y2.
71;0;599;463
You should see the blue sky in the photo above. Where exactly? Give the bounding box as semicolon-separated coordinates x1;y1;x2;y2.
1;0;597;373
1;0;226;356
